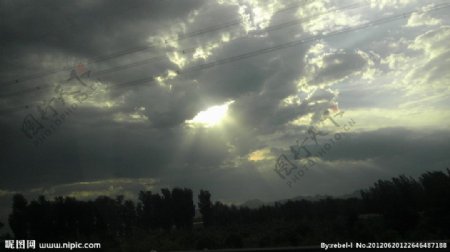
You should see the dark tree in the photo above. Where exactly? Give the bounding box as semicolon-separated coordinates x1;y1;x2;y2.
138;191;154;230
198;190;212;227
361;175;423;233
172;188;195;229
419;169;450;236
160;188;173;229
5;169;450;250
0;220;11;240
9;194;28;238
27;196;53;240
139;191;169;230
121;200;137;237
224;233;243;248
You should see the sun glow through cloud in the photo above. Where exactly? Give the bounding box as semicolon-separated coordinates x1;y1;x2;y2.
186;100;235;127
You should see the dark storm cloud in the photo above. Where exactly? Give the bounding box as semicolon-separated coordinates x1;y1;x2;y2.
1;0;449;229
309;127;450;176
218;127;450;201
0;0;205;58
0;0;206;105
190;11;310;133
0;0;210;190
0;115;228;189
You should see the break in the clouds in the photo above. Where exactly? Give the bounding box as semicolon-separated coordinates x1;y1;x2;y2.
1;0;450;226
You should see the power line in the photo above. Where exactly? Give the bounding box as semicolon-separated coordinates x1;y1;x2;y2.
1;2;150;80
0;0;309;87
0;2;364;99
1;2;449;116
105;3;450;90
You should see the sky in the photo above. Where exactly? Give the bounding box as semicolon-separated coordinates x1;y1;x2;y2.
1;0;450;227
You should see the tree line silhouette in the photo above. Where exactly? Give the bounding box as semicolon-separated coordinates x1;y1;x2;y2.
3;169;450;250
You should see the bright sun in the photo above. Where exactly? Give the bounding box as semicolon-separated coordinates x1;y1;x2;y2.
186;100;234;127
